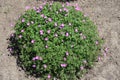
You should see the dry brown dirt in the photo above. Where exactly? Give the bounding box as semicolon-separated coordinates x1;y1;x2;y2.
0;0;120;80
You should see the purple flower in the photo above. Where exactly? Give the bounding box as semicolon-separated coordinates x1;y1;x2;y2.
19;35;22;38
35;56;39;60
45;37;48;41
21;29;24;32
36;10;40;13
32;65;36;68
59;24;64;29
48;18;52;22
31;40;35;43
21;18;25;22
39;6;43;9
9;48;12;52
65;32;69;37
66;51;69;56
40;30;44;35
43;64;47;68
47;30;51;34
61;63;67;67
48;74;51;79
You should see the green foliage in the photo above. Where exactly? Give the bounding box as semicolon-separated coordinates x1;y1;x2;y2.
9;2;103;80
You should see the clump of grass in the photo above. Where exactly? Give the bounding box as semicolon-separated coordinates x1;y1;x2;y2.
8;2;103;80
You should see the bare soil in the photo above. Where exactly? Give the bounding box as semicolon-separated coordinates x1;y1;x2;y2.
0;0;120;80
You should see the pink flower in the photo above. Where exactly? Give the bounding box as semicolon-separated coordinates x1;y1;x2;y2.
10;24;14;27
21;29;24;32
59;9;62;12
54;23;57;26
39;57;43;60
60;24;64;29
35;56;39;60
31;40;35;43
31;21;34;24
43;64;47;68
33;6;36;10
9;48;12;52
83;60;87;64
48;74;51;79
54;33;58;37
44;16;47;19
39;6;43;9
66;2;70;6
98;56;101;61
32;57;36;61
27;22;30;26
21;18;25;22
75;29;78;32
95;41;99;45
41;14;44;18
64;8;68;12
11;33;14;37
45;37;48;41
40;30;44;35
64;57;66;61
62;4;65;7
104;48;109;53
103;52;107;57
47;30;51;34
75;7;82;11
80;33;83;36
48;18;52;22
65;32;69;37
66;51;69;56
25;6;30;10
80;66;84;70
61;64;67;67
19;35;22;38
32;65;36;68
69;23;72;26
45;45;48;48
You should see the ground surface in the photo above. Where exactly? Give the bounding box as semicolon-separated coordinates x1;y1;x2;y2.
0;0;120;80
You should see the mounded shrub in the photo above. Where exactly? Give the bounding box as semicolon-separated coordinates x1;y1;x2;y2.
9;2;103;80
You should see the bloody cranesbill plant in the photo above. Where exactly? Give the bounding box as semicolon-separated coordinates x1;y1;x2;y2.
8;2;103;80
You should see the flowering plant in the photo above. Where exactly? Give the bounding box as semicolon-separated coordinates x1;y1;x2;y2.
8;2;103;80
